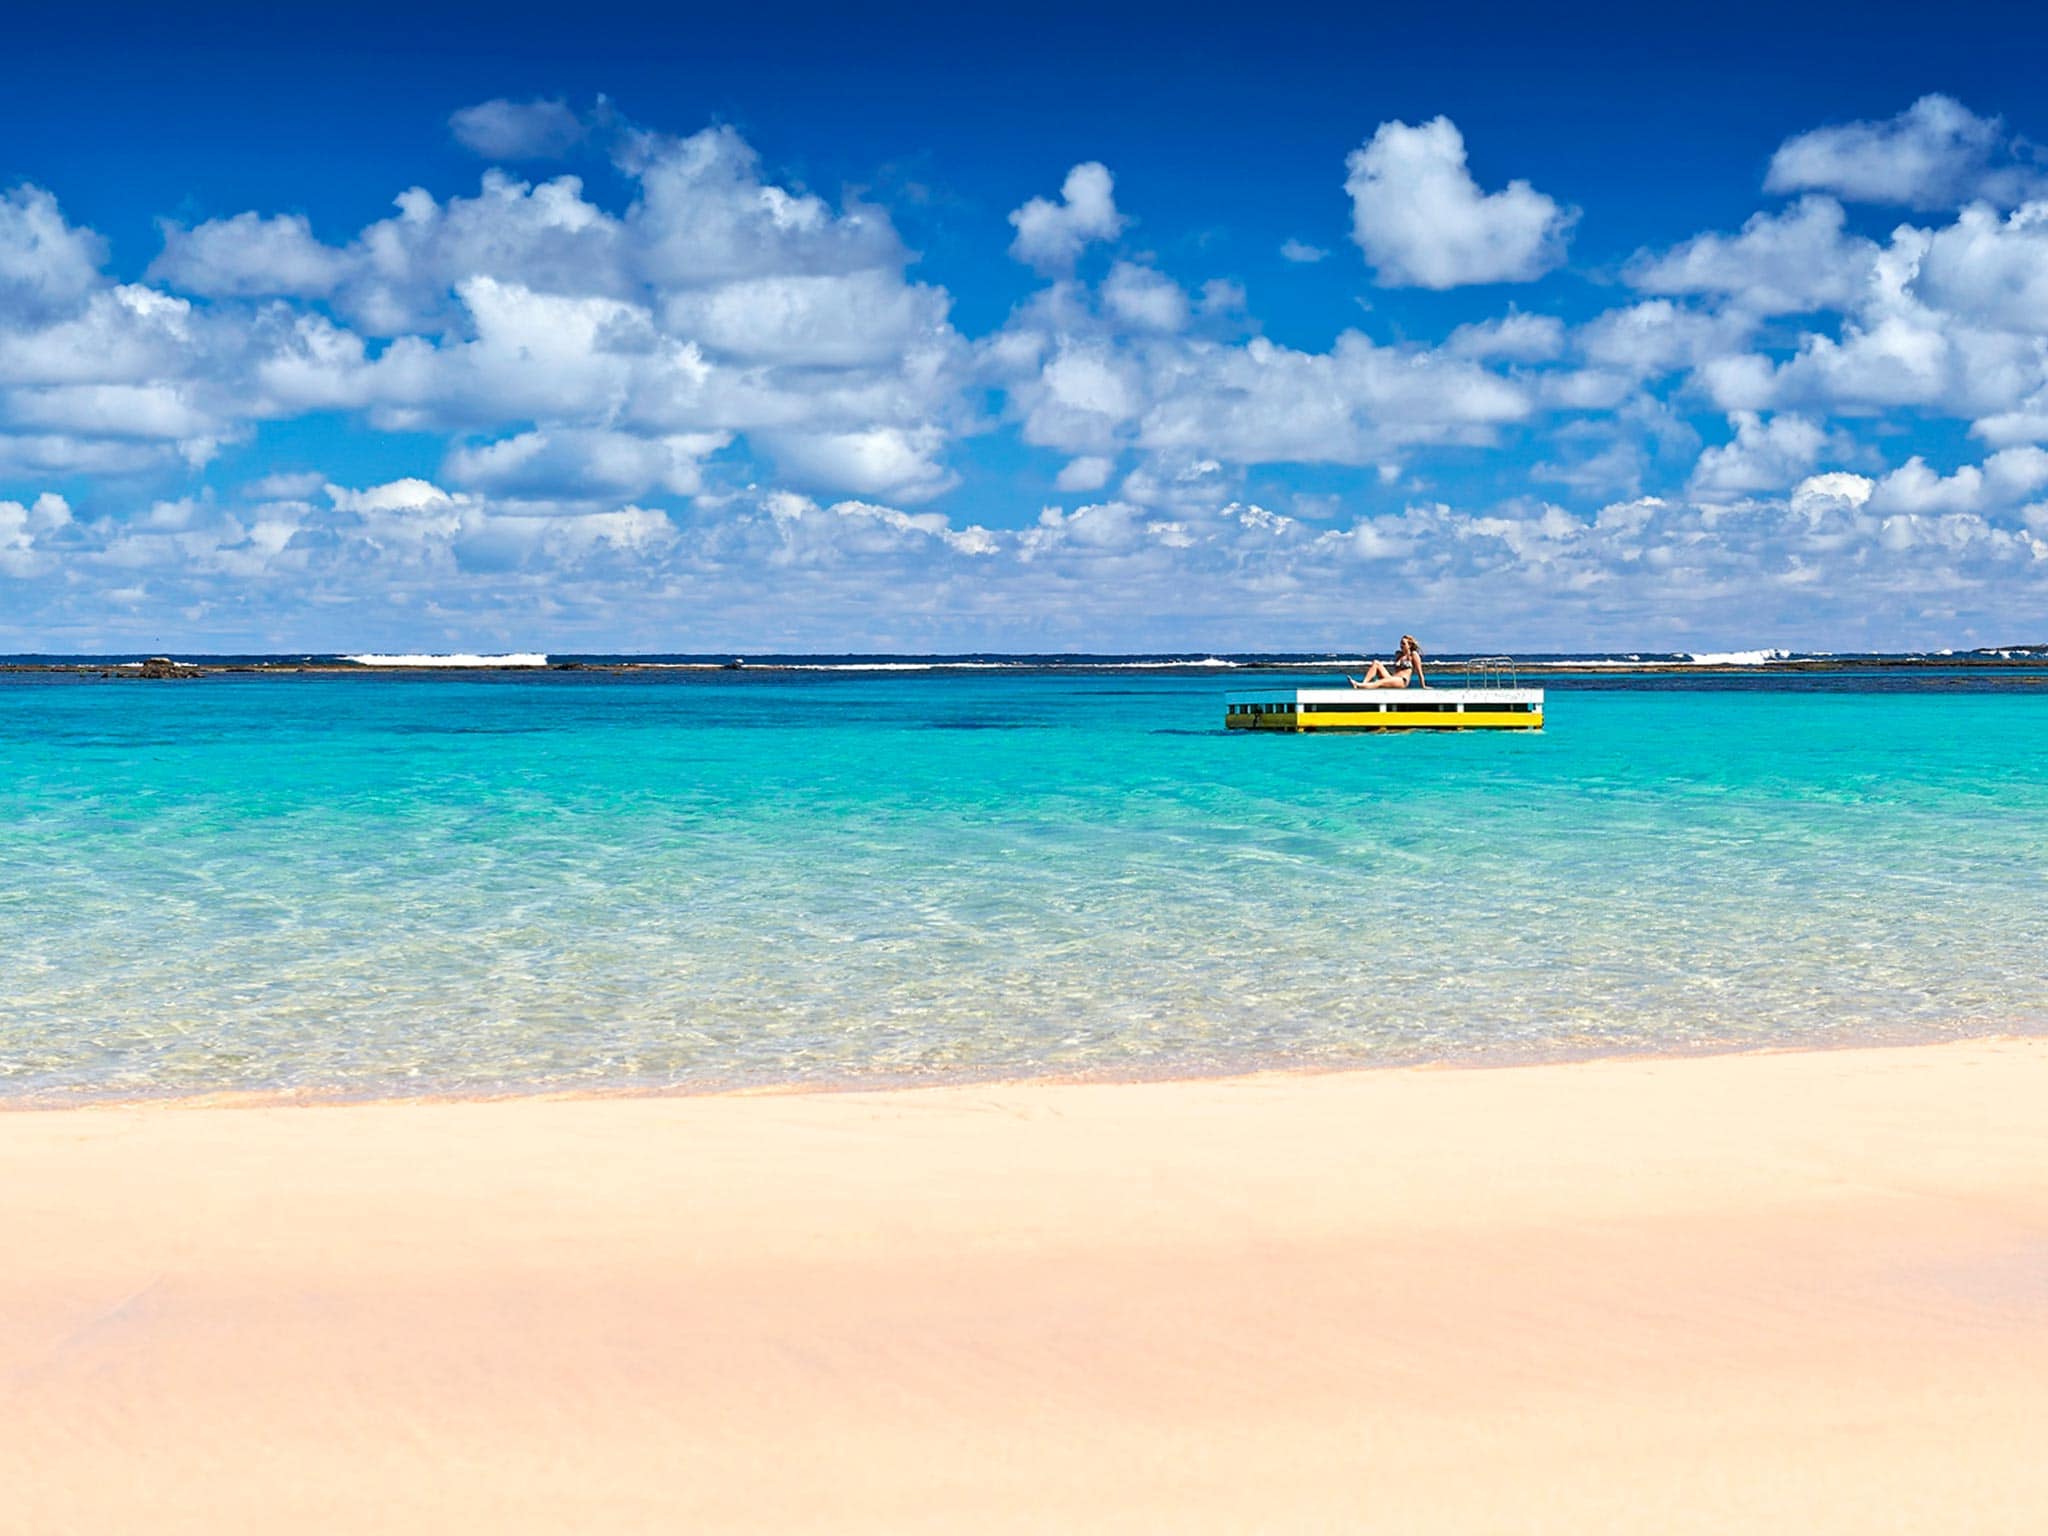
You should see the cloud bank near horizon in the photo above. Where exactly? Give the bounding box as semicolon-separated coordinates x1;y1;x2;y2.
2;93;2045;650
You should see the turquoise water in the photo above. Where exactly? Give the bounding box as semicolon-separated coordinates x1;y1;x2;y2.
2;669;2044;1102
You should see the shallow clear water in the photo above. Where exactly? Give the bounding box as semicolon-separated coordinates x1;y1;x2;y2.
2;668;2044;1102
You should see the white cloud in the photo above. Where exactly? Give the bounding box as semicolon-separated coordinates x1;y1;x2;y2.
1574;300;1754;379
1694;224;2046;422
759;490;995;561
326;477;454;515
6;382;217;441
1345;117;1575;287
1280;239;1328;263
0;186;105;321
0;284;197;389
1132;333;1530;464
758;424;958;502
444;428;729;498
342;171;626;334
1013;337;1146;451
1913;200;2048;332
625;126;905;288
0;490;71;576
1765;95;2039;209
1007;162;1125;272
1972;390;2048;448
9;467;2044;653
1790;471;1874;511
989;259;1536;474
1688;411;1834;500
239;470;326;500
1626;196;1876;315
450;98;591;160
12;101;2048;652
150;212;349;298
1100;262;1189;332
0;213;235;475
1445;310;1565;362
1863;447;2048;514
116;127;967;503
1053;455;1114;492
660;268;953;366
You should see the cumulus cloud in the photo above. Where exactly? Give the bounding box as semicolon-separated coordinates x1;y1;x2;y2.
1280;239;1328;263
1972;390;2048;448
150;212;349;298
1345;117;1575;287
1765;95;2041;209
1862;447;2048;514
0;490;71;575
1573;300;1754;380
449;98;591;160
1682;219;2045;422
1445;310;1565;362
1626;197;1876;315
106;126;969;506
986;257;1539;477
1131;333;1530;464
1688;411;1836;500
331;172;628;333
758;425;958;502
444;428;729;498
0;192;238;477
325;477;454;516
0;186;106;321
1100;262;1189;332
662;268;952;367
11;100;2048;651
13;467;2040;653
1007;162;1125;272
1913;200;2048;331
1617;180;2048;443
1053;455;1114;492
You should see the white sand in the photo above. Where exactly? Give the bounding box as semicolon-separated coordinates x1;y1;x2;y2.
5;1038;2046;1533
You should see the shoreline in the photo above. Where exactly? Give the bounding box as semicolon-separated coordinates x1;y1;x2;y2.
8;1034;2046;1532
8;1025;2040;1116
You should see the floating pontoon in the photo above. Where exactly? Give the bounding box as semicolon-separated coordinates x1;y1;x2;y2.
1226;657;1544;732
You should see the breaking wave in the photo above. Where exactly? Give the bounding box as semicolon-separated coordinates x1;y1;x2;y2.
345;653;550;668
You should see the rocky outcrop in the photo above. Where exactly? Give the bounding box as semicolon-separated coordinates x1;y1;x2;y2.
115;658;205;680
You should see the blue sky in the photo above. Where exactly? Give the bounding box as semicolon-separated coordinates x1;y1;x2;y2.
4;0;2047;652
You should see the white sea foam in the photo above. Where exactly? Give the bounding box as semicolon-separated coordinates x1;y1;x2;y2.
346;653;550;668
1680;648;1794;666
782;662;1022;671
1086;657;1240;669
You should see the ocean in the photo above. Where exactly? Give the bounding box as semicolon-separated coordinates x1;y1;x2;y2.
3;658;2044;1102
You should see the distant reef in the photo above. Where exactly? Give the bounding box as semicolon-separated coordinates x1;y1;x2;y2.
3;652;2046;681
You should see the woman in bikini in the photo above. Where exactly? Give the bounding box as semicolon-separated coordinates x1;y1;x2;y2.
1349;635;1425;690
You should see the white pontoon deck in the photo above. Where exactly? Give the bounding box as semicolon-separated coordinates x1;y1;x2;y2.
1226;658;1544;731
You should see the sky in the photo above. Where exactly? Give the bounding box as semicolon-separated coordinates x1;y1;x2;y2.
4;0;2047;653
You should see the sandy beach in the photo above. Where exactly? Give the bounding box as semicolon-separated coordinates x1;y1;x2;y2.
5;1038;2045;1533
